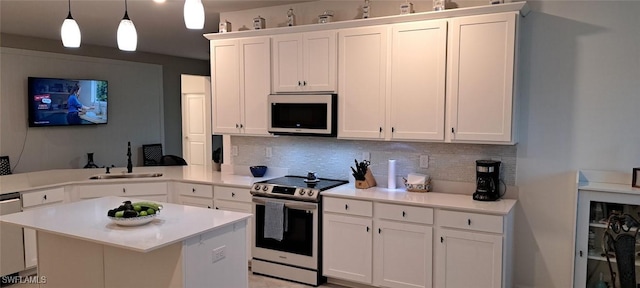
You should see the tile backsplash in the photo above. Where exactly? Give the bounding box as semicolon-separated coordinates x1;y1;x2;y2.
231;136;516;186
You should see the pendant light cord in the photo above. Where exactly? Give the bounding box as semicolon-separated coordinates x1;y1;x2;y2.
123;0;130;20
66;0;72;19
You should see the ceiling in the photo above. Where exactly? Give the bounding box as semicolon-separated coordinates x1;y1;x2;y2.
1;0;313;60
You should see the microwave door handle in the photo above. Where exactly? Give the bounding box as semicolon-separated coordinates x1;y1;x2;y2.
252;198;317;211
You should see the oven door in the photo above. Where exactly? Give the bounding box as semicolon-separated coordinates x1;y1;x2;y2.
252;196;318;269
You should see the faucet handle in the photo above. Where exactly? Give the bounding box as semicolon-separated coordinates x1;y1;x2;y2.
106;167;111;174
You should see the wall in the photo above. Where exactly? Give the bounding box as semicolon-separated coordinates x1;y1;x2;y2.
222;1;640;288
0;48;164;172
0;34;210;157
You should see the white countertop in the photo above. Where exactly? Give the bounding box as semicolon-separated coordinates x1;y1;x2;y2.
0;166;270;195
0;196;251;253
322;185;516;215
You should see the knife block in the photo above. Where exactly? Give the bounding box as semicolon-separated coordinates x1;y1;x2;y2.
355;168;377;189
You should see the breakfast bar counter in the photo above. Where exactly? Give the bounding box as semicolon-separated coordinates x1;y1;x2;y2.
1;196;251;288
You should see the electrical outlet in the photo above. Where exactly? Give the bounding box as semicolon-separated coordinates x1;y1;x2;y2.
361;152;370;161
266;147;272;158
231;145;238;156
420;155;429;168
212;245;226;263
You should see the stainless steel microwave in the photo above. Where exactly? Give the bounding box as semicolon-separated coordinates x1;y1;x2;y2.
268;94;337;136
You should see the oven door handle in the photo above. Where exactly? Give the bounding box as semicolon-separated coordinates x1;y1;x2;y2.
252;198;317;211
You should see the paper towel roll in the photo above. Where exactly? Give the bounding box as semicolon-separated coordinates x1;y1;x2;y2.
388;159;396;189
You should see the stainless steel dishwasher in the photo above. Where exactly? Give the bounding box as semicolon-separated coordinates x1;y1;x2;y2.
0;192;25;276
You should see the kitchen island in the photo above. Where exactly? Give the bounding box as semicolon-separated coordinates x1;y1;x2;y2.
0;196;251;288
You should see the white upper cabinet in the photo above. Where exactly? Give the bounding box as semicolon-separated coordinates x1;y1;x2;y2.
211;37;270;135
446;12;518;143
272;31;337;93
338;26;388;140
389;20;447;141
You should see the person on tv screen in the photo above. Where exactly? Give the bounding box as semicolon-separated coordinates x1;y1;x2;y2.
66;84;92;125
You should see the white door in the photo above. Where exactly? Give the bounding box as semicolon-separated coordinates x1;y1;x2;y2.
323;213;373;284
211;39;241;134
338;26;388;140
271;34;303;93
389;20;447;141
182;75;211;167
447;12;516;143
374;220;433;288
435;229;503;288
303;30;337;92
239;37;270;135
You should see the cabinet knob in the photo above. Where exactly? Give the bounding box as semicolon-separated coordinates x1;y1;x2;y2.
303;81;307;86
215;207;219;210
231;192;235;197
392;127;395;133
402;211;406;217
240;124;244;128
43;194;47;200
122;188;126;193
379;127;383;133
451;127;455;133
236;123;239;128
468;219;471;225
378;228;381;234
345;204;349;210
441;237;444;243
366;226;370;232
298;81;302;86
208;206;212;209
192;188;196;192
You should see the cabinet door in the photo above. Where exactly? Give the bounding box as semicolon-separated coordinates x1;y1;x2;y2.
338;26;388;139
435;229;503;288
239;37;270;135
323;213;373;284
390;20;447;141
272;34;303;93
178;195;213;209
303;30;337;92
211;39;241;134
214;199;253;262
447;12;516;143
374;219;433;288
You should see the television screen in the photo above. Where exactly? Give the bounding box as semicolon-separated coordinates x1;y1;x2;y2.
28;77;108;127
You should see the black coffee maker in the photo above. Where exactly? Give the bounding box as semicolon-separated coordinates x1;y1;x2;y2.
472;160;501;201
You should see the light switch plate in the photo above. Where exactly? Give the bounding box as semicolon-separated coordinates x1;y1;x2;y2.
231;146;238;156
420;155;429;168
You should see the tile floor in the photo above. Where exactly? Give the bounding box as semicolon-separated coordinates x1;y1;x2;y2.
4;271;347;288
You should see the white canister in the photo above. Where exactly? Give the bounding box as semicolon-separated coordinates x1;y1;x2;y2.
253;16;266;30
400;2;414;15
219;20;231;33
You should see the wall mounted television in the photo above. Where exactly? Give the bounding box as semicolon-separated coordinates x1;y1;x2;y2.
28;77;108;127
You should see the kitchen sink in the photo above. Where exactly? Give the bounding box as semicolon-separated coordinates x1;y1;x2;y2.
89;173;163;180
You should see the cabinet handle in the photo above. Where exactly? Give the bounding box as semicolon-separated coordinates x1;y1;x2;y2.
379;127;383;133
236;123;239;128
441;237;444;243
298;81;302;86
208;206;211;209
231;192;235;197
345;204;349;210
392;127;395;133
303;81;307;86
378;228;381;234
451;127;455;133
402;211;406;217
579;250;583;257
468;219;471;226
215;207;219;210
43;194;47;200
122;188;126;193
192;188;196;193
366;226;370;232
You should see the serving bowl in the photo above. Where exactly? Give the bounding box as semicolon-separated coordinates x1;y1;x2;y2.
108;213;158;226
250;165;268;177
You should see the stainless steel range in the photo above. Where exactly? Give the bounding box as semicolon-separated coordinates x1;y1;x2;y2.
250;175;348;286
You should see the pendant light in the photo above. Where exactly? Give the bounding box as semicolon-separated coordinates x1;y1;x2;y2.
184;0;205;29
60;0;81;48
117;0;137;51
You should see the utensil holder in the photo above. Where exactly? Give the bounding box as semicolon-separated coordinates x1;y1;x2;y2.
355;168;377;189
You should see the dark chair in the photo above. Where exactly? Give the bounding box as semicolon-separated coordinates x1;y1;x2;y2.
159;155;187;166
0;156;11;175
602;213;640;288
142;144;163;166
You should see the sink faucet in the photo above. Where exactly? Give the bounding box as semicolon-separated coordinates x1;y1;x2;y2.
127;141;133;173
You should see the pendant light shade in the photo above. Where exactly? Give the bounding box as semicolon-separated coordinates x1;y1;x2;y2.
117;0;137;51
60;0;81;48
184;0;205;29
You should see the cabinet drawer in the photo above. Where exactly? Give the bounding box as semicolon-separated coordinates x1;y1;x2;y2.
175;182;213;198
22;187;65;208
214;186;251;203
214;199;252;213
324;197;372;217
180;195;213;209
375;202;433;225
437;210;503;234
77;182;167;199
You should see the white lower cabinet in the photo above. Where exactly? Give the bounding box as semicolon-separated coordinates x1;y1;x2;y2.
74;182;168;202
213;185;253;262
434;209;511;288
174;182;214;209
323;213;373;284
21;187;66;269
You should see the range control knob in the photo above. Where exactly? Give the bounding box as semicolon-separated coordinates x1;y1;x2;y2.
262;186;269;191
299;189;306;195
308;190;315;196
253;184;261;191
